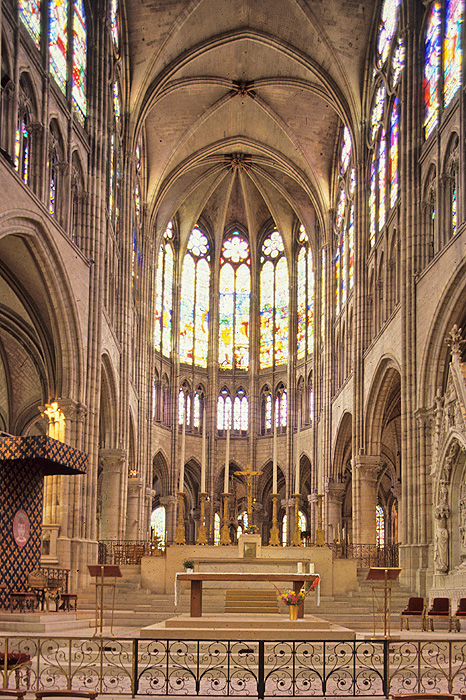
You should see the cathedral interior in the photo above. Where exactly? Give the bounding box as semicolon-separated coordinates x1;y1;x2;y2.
1;0;466;600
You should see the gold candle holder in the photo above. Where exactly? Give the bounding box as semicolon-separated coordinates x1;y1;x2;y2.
174;491;186;545
196;492;208;545
268;493;280;546
314;493;326;547
220;492;232;545
291;493;302;546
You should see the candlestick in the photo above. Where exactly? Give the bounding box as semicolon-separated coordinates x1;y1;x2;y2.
220;492;231;545
273;415;277;494
291;492;302;546
224;422;230;494
315;493;326;547
268;493;280;546
174;492;186;545
179;411;186;492
201;407;206;493
196;492;208;545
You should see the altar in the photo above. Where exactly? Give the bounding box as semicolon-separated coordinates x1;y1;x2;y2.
177;571;320;617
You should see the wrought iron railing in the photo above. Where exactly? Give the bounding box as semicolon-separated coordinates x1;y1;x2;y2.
2;636;466;697
98;540;164;565
330;542;400;568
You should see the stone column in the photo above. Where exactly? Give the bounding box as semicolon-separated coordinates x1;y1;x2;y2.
126;474;142;539
160;495;177;545
352;456;380;545
99;449;126;540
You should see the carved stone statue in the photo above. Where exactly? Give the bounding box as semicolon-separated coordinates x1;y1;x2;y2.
434;508;449;573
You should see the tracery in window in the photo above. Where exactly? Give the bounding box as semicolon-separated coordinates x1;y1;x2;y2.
233;388;248;433
377;0;401;67
218;234;250;370
179;227;211;368
217;388;232;433
193;387;205;431
72;0;87;123
49;0;69;94
19;0;41;47
297;225;314;359
154;223;173;357
275;384;287;431
260;387;272;435
179;383;191;427
260;230;288;368
15;112;29;184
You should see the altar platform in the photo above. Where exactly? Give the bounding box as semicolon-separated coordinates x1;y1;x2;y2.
141;613;355;640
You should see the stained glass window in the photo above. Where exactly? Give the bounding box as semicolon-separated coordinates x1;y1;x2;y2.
376;504;385;548
297;226;314;360
335;242;340;315
178;387;191;426
340;126;352;174
49;0;69;94
19;0;41;47
444;0;464;108
390;99;400;208
217;390;232;431
154;224;173;357
49;144;59;217
15;116;29;184
348;206;354;290
218;235;250;370
265;392;272;432
370;155;377;248
377;0;401;67
179;228;210;367
378;130;387;232
260;230;288;368
424;2;442;139
113;81;121;128
72;0;87;124
233;389;248;432
341;222;347;306
150;506;166;547
391;38;405;88
193;389;203;429
110;0;119;52
371;85;385;143
452;179;457;235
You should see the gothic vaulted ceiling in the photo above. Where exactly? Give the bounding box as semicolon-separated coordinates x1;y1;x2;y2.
123;0;376;248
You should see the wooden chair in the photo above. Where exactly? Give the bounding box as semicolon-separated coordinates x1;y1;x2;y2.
426;597;451;631
0;652;32;689
453;597;466;631
59;593;78;611
35;691;98;700
9;591;37;612
400;597;425;630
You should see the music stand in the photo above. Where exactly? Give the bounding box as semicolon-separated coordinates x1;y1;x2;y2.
87;565;122;636
366;567;401;637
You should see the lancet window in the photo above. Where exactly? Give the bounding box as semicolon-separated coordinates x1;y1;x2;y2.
217;388;232;434
179;227;211;368
218;233;250;370
233;388;248;434
368;0;404;248
297;225;315;359
334;127;355;314
424;0;464;139
260;229;289;368
154;223;174;357
178;383;191;427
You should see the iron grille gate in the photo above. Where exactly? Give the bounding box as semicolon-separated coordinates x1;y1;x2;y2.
3;636;466;697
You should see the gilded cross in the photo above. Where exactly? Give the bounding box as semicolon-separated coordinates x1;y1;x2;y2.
234;463;263;525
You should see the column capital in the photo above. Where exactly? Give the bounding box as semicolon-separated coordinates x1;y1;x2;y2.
326;482;346;503
353;455;380;480
98;448;126;472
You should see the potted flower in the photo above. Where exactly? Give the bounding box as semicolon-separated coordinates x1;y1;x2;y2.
183;559;194;573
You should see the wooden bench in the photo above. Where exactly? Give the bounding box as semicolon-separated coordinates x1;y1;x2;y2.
0;690;27;700
35;691;98;700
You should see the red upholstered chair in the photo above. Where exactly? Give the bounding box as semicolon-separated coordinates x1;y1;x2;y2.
426;597;451;631
391;694;455;700
400;597;425;630
0;652;32;689
453;597;466;631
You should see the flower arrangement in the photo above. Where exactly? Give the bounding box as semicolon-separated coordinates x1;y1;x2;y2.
245;525;258;534
275;577;320;606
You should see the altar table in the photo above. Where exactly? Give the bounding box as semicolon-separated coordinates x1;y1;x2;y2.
176;572;320;618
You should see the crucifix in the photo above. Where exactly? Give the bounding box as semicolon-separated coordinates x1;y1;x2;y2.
234;463;263;525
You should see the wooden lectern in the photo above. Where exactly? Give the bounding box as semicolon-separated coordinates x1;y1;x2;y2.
87;565;122;636
366;567;401;638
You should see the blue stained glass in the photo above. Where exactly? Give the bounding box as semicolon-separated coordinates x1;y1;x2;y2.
444;0;464;108
72;0;87;123
378;130;387;231
424;2;441;138
19;0;41;47
110;0;119;51
307;248;314;352
180;229;210;367
49;0;69;94
297;247;306;358
377;0;401;67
